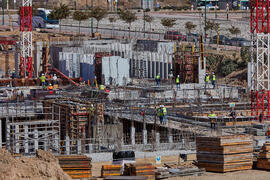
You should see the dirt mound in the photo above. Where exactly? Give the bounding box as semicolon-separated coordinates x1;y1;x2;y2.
0;149;71;180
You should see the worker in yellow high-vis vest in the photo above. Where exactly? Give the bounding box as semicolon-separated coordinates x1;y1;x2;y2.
205;73;210;89
176;75;180;90
212;72;216;89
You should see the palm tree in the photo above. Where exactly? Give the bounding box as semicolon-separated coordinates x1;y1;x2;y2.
161;18;176;32
119;9;137;39
49;3;70;32
228;25;241;37
109;15;117;38
73;11;89;34
89;6;107;33
185;21;197;41
144;14;153;32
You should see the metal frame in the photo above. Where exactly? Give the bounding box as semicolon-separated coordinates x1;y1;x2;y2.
20;0;33;78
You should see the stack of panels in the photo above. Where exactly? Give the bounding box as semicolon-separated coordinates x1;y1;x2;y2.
101;165;122;177
56;155;92;179
124;163;155;180
196;135;253;172
257;143;270;170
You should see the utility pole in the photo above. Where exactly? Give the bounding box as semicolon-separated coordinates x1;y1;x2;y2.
2;0;4;25
91;0;93;36
143;10;145;38
204;0;207;42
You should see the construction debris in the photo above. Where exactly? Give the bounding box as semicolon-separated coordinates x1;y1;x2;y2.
196;135;253;172
124;163;155;179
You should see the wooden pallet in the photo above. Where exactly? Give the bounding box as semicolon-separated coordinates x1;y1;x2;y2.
196;135;253;173
102;165;122;178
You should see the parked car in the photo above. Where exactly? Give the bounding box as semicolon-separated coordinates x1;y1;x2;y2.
36;8;59;29
211;35;231;45
186;33;199;43
230;37;251;47
164;31;185;41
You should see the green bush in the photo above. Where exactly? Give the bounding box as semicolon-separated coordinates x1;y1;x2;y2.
220;58;238;76
145;8;150;12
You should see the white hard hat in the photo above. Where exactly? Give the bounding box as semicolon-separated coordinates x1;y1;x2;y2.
91;104;94;107
42;73;44;75
49;84;52;86
161;105;164;107
177;75;180;77
212;72;215;74
160;105;162;107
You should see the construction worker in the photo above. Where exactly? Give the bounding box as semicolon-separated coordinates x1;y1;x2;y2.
208;112;217;129
162;105;167;124
176;75;180;90
100;84;105;90
53;74;58;85
205;73;209;88
155;73;160;86
212;72;216;89
40;73;46;88
48;84;53;90
158;105;164;124
89;104;95;116
266;127;270;138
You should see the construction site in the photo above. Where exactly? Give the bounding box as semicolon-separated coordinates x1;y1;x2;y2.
1;0;270;179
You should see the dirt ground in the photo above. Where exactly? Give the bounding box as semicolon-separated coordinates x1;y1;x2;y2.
91;155;270;180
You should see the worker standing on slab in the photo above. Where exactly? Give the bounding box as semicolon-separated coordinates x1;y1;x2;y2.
53;74;58;85
162;105;167;124
158;105;164;124
208;112;217;130
40;73;46;88
48;84;53;90
176;75;180;90
100;84;105;90
205;73;209;89
212;72;216;89
155;73;160;86
89;104;95;116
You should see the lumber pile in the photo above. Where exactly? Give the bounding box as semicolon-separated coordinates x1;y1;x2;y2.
56;155;92;179
257;143;270;170
124;163;155;180
101;165;122;177
196;135;253;172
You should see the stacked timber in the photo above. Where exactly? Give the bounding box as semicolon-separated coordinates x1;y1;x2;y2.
56;155;92;179
257;143;270;170
124;163;155;180
196;135;253;172
101;165;122;177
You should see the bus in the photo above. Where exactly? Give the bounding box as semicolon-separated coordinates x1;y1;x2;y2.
197;0;219;10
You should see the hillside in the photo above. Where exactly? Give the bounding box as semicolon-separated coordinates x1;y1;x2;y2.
32;0;189;9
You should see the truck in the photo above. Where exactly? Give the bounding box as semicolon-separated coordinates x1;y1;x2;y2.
18;8;59;29
36;8;59;29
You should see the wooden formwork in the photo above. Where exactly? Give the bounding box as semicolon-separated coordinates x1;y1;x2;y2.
257;143;270;170
196;135;253;173
56;155;92;179
101;165;122;177
124;163;155;180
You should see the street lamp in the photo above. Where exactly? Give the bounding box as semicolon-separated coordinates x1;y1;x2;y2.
91;0;93;36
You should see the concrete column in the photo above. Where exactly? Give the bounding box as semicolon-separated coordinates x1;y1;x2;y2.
156;132;160;146
168;129;173;143
165;62;168;79
131;121;135;145
0;120;2;149
44;133;48;151
15;125;20;154
34;128;38;151
6;118;10;149
143;123;147;145
153;61;156;78
77;139;82;154
149;61;152;78
24;125;29;154
66;136;70;155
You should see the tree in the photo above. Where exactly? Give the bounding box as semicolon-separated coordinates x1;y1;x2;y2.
49;3;70;32
109;15;117;38
185;21;196;35
228;25;241;37
73;11;89;34
89;6;107;32
119;9;137;39
161;18;176;31
144;14;153;32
